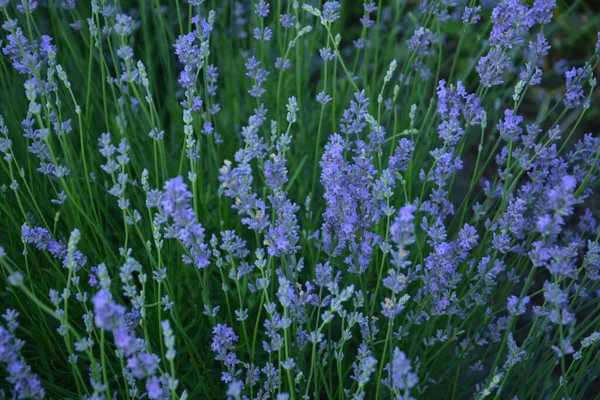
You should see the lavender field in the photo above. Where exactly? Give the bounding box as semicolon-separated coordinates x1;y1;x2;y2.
1;0;600;399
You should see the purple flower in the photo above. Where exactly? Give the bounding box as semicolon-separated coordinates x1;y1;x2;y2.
563;67;589;109
506;332;527;367
383;347;418;391
319;130;385;273
316;91;332;105
116;45;133;60
17;0;38;13
489;1;534;49
428;149;463;188
584;241;600;281
39;35;56;59
0;313;45;399
314;262;337;288
319;47;335;62
541;281;576;326
458;224;479;251
245;56;270;98
275;57;291;70
211;324;238;357
477;47;508;88
205;64;219;96
265;194;300;257
227;380;244;397
390;204;417;248
382;269;408;294
322;1;341;22
462;6;481;24
92;290;126;332
253;26;273;41
498;109;524;142
174;33;199;66
2;28;41;76
419;238;465;314
4;358;45;399
363;2;377;13
220;230;249;260
340;90;370;136
351;342;377;387
173;13;215;90
127;352;160;379
546;175;578;217
280;14;295;29
113;325;134;351
437;79;484;133
578;209;597;233
507;295;530;315
544;281;568;306
406;27;435;55
529;0;556;25
160;177;210;269
529;33;550;57
520;62;542;86
360;15;374;28
22;224;87;271
146;376;167;400
388;139;415;173
114;14;134;36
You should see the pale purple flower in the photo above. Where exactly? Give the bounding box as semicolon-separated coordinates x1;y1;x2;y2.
316;91;332;105
146;376;167;400
563;67;589;109
477;47;508;88
383;347;418;391
407;27;434;55
0;313;45;399
160;177;211;269
322;1;341;22
462;6;481;24
280;14;295;28
507;295;530;315
529;33;550;57
529;0;556;25
255;0;270;18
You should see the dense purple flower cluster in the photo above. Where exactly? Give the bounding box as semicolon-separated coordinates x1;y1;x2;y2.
22;224;87;271
0;0;599;399
383;347;418;395
92;289;168;397
158;176;210;269
564;66;590;109
0;310;45;399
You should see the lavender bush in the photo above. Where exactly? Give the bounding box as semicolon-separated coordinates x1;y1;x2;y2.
0;0;599;398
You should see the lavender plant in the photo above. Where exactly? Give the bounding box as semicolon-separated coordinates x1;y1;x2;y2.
1;0;600;399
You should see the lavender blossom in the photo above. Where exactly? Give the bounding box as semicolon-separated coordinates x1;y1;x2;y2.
160;177;210;269
0;311;45;399
563;67;590;109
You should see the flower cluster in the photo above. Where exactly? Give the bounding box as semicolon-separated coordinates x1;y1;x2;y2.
0;1;599;399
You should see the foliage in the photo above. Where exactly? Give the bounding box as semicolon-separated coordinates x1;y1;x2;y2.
0;0;600;399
